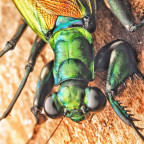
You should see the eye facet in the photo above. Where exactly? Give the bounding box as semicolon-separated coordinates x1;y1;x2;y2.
44;94;62;119
84;87;107;112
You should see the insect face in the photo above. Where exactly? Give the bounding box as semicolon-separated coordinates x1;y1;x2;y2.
1;0;144;143
44;80;106;122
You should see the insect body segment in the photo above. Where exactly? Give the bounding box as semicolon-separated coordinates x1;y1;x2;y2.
1;0;144;142
104;0;144;31
33;27;107;122
44;80;107;122
49;27;94;84
12;0;97;41
95;40;144;140
0;20;27;57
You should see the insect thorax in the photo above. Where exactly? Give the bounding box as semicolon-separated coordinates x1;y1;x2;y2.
49;27;95;85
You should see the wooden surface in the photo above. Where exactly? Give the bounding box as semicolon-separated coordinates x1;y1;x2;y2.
0;1;144;144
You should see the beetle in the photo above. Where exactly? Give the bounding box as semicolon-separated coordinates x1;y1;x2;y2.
0;0;143;143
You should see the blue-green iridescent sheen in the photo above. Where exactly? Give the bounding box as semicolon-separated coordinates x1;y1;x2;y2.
58;84;86;122
53;81;87;122
106;47;130;91
49;27;94;85
54;16;83;33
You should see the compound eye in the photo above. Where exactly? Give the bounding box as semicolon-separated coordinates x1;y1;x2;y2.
44;94;61;119
84;87;107;112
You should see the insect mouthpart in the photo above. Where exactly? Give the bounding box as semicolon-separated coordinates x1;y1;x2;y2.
67;109;88;122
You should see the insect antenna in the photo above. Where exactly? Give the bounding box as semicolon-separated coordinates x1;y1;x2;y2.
46;116;65;144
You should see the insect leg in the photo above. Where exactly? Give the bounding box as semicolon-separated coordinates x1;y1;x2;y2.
95;39;144;140
81;0;97;33
31;61;54;124
0;19;27;57
0;36;46;121
104;0;144;32
94;39;121;72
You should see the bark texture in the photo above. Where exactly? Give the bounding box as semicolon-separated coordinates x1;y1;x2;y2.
0;0;144;144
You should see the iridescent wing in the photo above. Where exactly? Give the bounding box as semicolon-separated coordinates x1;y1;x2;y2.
13;0;95;42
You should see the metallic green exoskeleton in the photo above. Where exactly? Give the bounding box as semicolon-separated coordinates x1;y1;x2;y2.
0;0;144;142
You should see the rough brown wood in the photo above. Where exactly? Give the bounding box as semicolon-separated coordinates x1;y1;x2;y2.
0;1;144;144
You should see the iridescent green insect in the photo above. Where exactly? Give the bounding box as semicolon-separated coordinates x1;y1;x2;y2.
0;0;144;142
